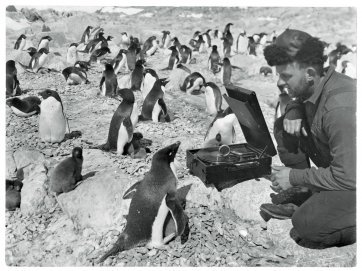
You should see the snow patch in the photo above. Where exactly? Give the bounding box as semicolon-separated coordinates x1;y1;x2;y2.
6;17;30;30
179;13;203;18
140;12;154;18
99;7;143;15
257;17;277;21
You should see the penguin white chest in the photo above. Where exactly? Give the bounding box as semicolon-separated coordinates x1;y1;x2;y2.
19;39;26;50
205;87;216;115
149;195;169;247
38;40;49;51
130;103;139;127
164;35;171;48
38;53;48;68
142;74;156;99
39;97;66;143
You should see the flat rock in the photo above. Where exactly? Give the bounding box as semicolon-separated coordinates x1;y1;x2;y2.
6;151;17;179
57;168;134;232
13;149;45;170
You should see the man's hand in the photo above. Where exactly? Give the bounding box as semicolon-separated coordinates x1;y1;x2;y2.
270;166;293;192
283;118;308;137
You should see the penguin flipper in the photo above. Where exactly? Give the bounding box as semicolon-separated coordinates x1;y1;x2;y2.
158;98;170;122
122;181;142;199
165;192;189;237
123;117;134;143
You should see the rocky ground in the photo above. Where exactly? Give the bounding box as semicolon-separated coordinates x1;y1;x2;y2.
5;6;356;267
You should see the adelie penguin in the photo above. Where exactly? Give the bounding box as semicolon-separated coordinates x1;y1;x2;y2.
14;34;27;50
38;89;66;143
92;88;138;154
6;180;23;211
111;49;128;74
141;68;159;99
6;96;41;117
139;78;170;123
161;30;171;49
170;37;192;64
50;147;83;195
37;36;52;52
131;59;146;91
203;82;222;116
19;47;49;73
80;26;93;44
27;47;37;57
202;29;212;48
90;47;111;64
6;60;21;98
203;107;237;148
99;63;118;97
236;30;248;54
219;57;232;85
74;60;91;71
180;72;206;95
141;36;157;59
126;40;139;71
208;45;221;74
62;66;90;85
97;141;189;264
161;46;179;71
67;43;79;65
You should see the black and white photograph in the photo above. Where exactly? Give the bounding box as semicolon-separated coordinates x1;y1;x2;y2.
4;0;358;267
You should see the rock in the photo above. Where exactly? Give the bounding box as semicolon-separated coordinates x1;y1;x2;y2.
82;149;119;172
20;163;48;215
221;178;272;222
6;151;17;179
57;168;134;232
45;53;68;71
6;5;17;12
13;149;45;170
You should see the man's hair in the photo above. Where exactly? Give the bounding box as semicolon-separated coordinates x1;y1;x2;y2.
264;37;327;75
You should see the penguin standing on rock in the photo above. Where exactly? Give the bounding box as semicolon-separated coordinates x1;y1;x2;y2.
203;82;222;116
208;45;221;74
62;66;89;85
67;43;79;65
180;72;206;95
38;89;66;143
37;36;52;51
14;34;27;50
139;78;170;123
6;96;41;117
99;63;118;97
203;107;237;148
97;141;189;264
50;147;83;195
161;46;179;70
131;59;146;91
92;88;138;154
6;60;21;97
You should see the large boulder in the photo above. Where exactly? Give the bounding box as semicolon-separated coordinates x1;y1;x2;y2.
20;163;49;215
220;178;273;222
6;5;17;12
13;149;45;170
20;8;44;22
57;168;135;232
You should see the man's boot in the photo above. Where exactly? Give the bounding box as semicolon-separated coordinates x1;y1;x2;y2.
259;203;298;221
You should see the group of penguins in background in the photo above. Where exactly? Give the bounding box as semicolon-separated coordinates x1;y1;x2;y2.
6;22;357;264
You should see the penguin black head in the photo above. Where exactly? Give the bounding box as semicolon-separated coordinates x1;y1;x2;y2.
38;48;49;54
143;68;159;79
6;60;16;71
116;88;135;103
6;97;20;107
193;31;201;38
212;45;217;50
159;78;169;87
162;30;170;35
69;43;79;47
152;141;181;167
19;34;27;39
42;36;52;41
135;59;146;67
27;47;37;56
203;82;216;88
168;45;177;51
107;36;114;41
133;132;143;140
206;29;212;33
223;57;230;65
72;147;83;160
121;32;128;36
39;89;61;102
87;26;93;30
104;47;111;54
104;63;114;71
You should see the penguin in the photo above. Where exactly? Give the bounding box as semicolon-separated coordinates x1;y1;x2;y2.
38;89;66;143
6;180;23;211
27;47;37;57
179;45;192;64
190;35;205;52
14;34;27;50
120;32;130;48
202;29;212;48
219;57;232;85
88;26;103;41
161;46;179;70
6;60;21;98
236;31;249;54
74;60;91;71
50;147;83;195
126;41;138;71
21;47;49;73
97;141;189;264
171;37;182;51
203;82;222;116
203;107;237;148
89;47;111;64
111;49;128;74
208;45;221;74
141;68;159;99
141;36;157;59
130;36;141;55
223;23;234;46
6;96;41;117
131;59;145;91
62;66;90;85
248;37;257;56
189;31;201;48
176;63;191;74
161;31;171;49
99;63;118;97
259;66;273;76
213;29;222;39
222;37;232;58
37;36;52;51
139;78;170;123
92;88;137;154
80;26;93;44
180;72;206;95
259;33;268;46
78;32;106;54
100;36;114;49
66;43;79;65
123;132;150;158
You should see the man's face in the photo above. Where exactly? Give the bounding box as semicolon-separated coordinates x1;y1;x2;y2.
276;62;312;100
